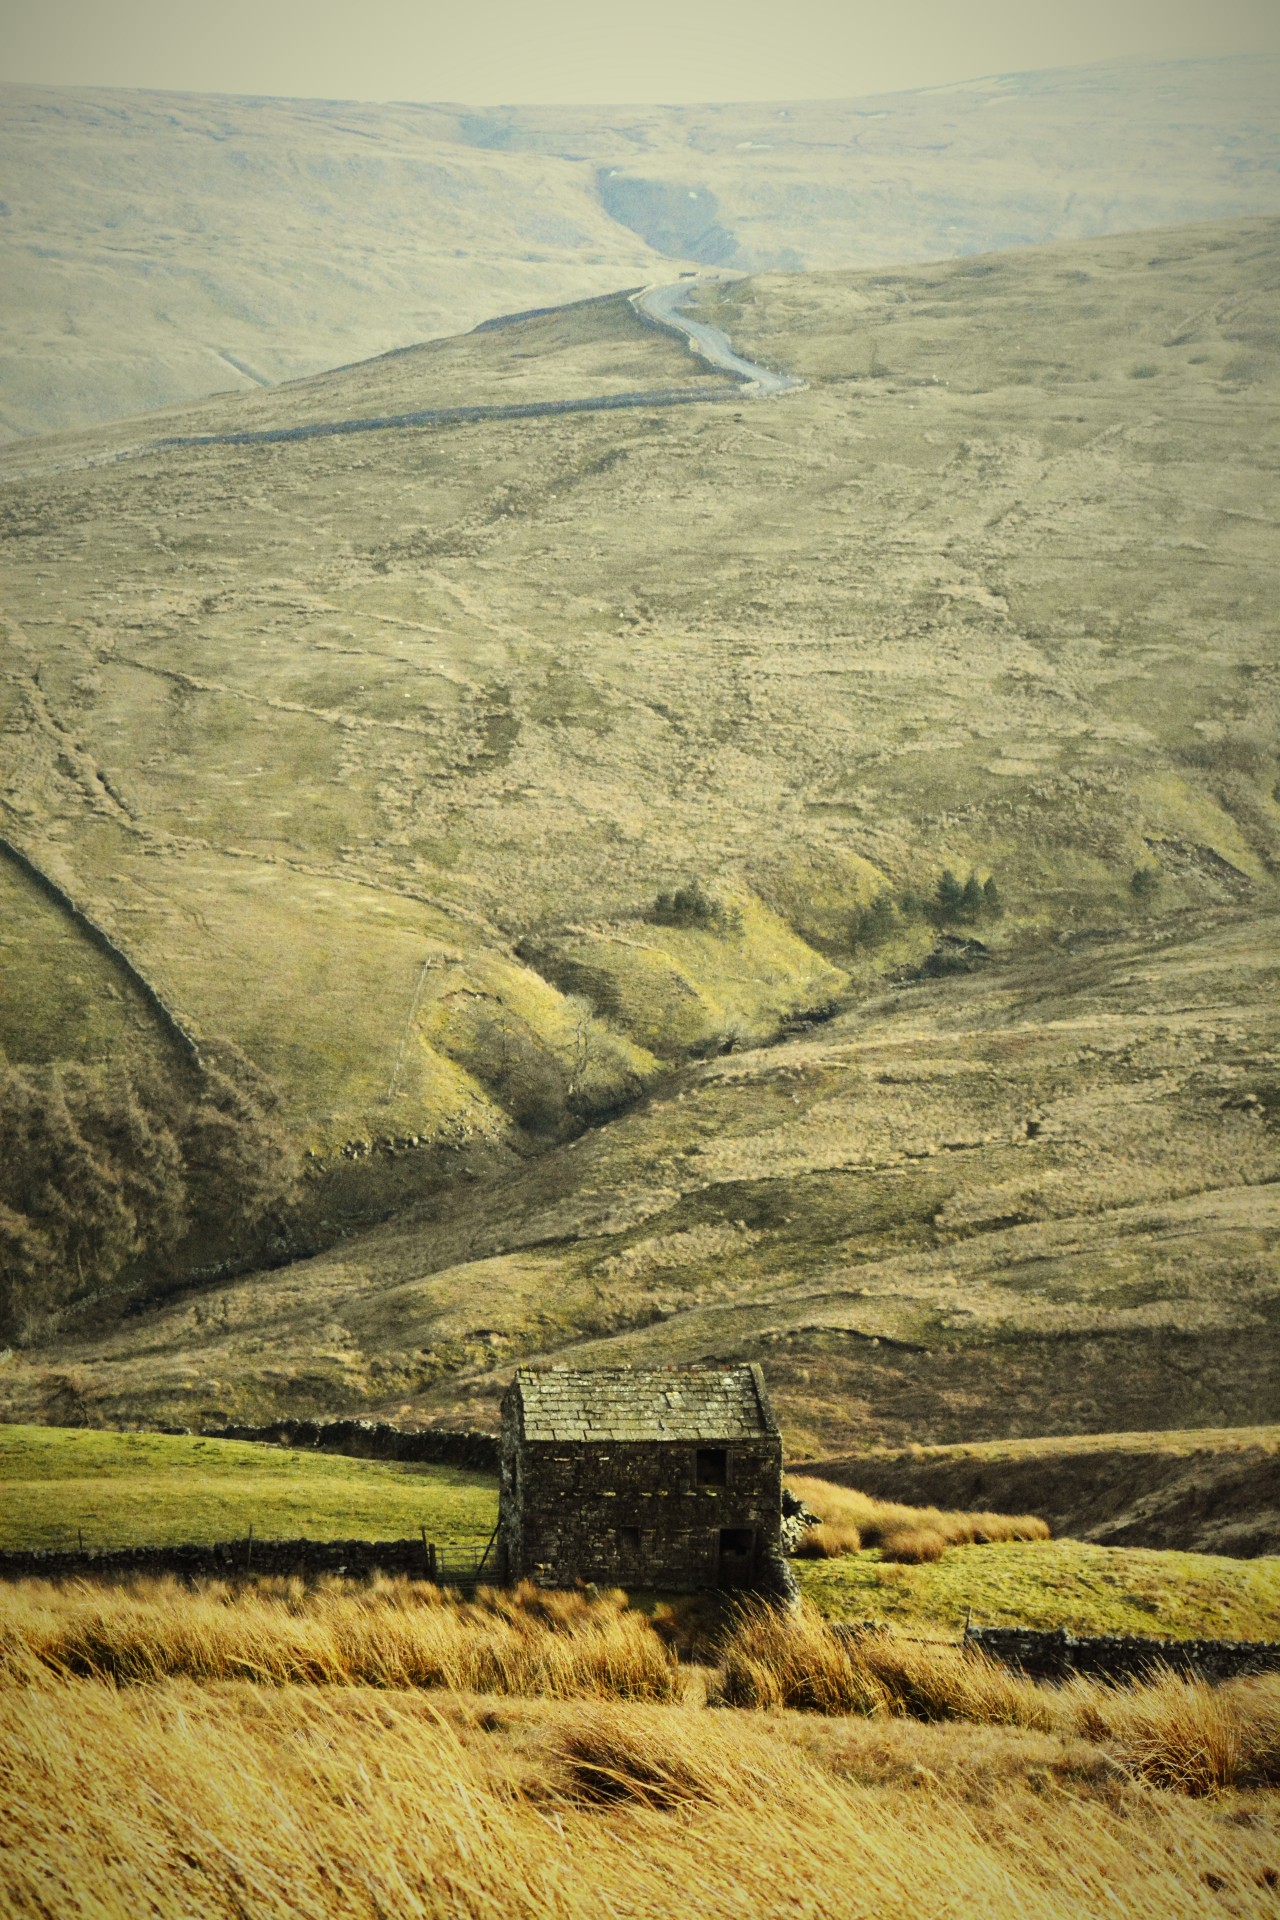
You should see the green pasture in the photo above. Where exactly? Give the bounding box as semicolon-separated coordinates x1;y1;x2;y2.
0;1425;498;1554
796;1539;1280;1642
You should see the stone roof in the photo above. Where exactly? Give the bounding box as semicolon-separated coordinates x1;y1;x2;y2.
508;1365;777;1443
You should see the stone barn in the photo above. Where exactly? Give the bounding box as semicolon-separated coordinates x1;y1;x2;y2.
497;1364;791;1595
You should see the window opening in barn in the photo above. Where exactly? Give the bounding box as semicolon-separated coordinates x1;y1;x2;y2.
696;1447;728;1486
616;1527;641;1551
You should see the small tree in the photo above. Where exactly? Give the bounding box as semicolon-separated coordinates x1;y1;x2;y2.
982;875;1003;917
935;869;966;922
960;874;986;923
850;893;898;949
1131;864;1162;904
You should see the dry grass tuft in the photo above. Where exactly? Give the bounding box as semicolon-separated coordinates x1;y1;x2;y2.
549;1705;751;1809
788;1475;1052;1562
716;1604;1280;1794
879;1526;949;1564
715;1604;1051;1727
793;1520;863;1558
0;1574;677;1701
716;1603;891;1715
1065;1669;1280;1795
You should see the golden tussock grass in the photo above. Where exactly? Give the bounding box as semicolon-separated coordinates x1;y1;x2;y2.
715;1603;1280;1792
788;1474;1052;1561
3;1673;1278;1920
0;1575;678;1701
715;1604;1053;1727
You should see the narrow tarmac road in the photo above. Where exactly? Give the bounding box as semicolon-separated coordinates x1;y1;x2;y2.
632;277;804;396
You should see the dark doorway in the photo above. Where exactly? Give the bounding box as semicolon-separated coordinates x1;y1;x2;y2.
717;1526;755;1588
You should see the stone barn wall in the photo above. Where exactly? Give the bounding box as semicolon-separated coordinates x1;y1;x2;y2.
501;1434;783;1589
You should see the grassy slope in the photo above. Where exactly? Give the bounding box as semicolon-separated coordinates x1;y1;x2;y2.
3;220;1277;1157
2;219;1278;1445
2;1425;1270;1647
0;1425;497;1553
4;906;1273;1449
795;1541;1280;1640
806;1427;1280;1557
3;58;1277;437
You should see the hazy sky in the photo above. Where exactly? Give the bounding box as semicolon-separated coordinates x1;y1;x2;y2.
4;0;1278;103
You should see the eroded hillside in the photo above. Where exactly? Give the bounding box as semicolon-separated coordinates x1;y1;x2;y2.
1;218;1278;1382
2;906;1276;1446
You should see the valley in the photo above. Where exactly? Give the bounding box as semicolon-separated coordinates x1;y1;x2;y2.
1;214;1277;1452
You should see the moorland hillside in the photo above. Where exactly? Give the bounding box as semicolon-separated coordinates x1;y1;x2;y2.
0;217;1277;1399
2;54;1278;436
2;902;1276;1447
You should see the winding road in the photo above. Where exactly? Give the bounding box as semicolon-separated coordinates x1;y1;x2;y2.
631;276;804;397
156;277;802;450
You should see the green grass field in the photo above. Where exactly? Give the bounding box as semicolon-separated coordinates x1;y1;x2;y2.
795;1540;1280;1641
3;1427;1274;1647
0;1426;498;1554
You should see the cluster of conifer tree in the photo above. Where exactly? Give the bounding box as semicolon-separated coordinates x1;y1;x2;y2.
849;869;1003;950
649;882;742;933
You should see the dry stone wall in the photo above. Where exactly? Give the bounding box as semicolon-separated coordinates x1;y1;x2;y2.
201;1418;500;1471
966;1624;1280;1683
0;1536;447;1584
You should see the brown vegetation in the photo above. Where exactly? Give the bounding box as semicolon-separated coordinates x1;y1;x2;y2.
715;1602;1280;1791
1;1574;1278;1915
0;1052;299;1341
803;1427;1280;1559
0;1575;676;1700
788;1474;1051;1561
2;1667;1278;1920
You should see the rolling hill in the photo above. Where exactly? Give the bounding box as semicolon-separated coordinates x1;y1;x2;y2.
1;215;1277;1447
2;55;1278;437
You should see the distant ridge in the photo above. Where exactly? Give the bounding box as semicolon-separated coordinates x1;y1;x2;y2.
2;56;1277;437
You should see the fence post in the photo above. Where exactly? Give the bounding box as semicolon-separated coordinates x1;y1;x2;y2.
245;1522;254;1575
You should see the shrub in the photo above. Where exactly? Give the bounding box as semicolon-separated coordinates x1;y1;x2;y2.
650;881;738;932
1131;864;1162;903
849;893;898;950
0;1054;299;1340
